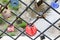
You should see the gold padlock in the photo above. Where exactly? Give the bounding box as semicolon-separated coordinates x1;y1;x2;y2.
2;9;11;19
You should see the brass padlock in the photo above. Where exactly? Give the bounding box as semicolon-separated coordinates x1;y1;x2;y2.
2;9;11;19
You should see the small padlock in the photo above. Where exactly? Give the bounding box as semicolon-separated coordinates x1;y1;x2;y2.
25;24;37;36
51;2;59;9
10;0;19;7
16;19;22;24
2;9;11;19
7;25;14;32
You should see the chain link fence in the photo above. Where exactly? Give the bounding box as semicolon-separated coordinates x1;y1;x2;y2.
0;0;60;40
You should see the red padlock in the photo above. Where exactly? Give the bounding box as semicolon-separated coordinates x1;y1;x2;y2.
7;25;14;32
25;24;37;36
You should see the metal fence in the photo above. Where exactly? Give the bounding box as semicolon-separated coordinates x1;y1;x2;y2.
0;0;60;40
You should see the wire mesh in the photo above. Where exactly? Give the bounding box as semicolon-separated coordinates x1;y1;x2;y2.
0;0;60;40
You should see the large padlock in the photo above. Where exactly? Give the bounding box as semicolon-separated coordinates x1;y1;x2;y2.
2;9;11;19
10;0;19;7
7;25;14;32
25;24;37;36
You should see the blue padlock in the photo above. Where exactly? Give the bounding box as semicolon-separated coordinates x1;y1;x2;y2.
10;0;19;7
51;2;59;9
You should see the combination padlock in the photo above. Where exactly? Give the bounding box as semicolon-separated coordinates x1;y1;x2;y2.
2;9;11;19
7;25;14;32
25;24;37;36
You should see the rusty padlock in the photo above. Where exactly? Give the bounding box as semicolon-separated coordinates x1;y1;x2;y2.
2;9;11;19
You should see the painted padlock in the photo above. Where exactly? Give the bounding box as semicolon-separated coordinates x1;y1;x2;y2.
10;0;19;7
25;24;37;36
51;2;59;9
7;25;14;32
2;9;11;19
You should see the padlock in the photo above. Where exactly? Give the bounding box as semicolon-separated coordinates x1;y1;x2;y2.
2;9;11;19
16;19;22;24
10;0;19;7
7;25;14;32
25;24;37;36
51;2;59;8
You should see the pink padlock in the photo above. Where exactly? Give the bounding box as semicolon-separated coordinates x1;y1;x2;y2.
7;25;14;32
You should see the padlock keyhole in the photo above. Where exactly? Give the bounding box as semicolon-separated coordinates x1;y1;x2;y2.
13;2;17;5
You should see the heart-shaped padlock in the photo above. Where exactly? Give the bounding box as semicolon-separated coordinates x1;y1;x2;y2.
7;25;14;32
25;24;37;36
2;9;11;19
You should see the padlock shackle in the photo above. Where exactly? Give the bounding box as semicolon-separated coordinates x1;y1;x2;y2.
55;0;58;2
37;0;43;7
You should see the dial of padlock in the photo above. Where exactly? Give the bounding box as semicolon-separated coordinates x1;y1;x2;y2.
2;9;11;19
10;0;19;7
25;24;37;36
51;2;59;9
7;25;14;32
